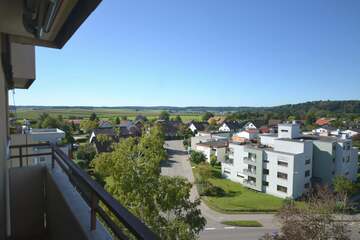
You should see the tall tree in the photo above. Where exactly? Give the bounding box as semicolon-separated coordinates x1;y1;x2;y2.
159;111;170;121
91;127;206;239
89;112;97;121
201;112;214;122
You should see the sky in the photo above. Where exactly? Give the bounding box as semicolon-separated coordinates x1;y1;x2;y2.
13;0;360;107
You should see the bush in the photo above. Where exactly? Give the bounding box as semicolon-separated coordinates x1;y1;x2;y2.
76;143;96;162
201;182;225;197
210;154;217;167
190;151;206;164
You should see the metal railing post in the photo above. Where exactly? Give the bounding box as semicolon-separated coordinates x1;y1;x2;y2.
51;145;55;169
19;147;23;167
90;193;98;230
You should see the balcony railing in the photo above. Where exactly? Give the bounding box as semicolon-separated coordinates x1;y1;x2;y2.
10;143;158;240
243;168;256;176
243;156;256;163
243;179;256;186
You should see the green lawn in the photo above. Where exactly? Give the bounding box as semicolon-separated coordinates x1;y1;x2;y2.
203;178;284;213
192;164;295;213
221;220;263;227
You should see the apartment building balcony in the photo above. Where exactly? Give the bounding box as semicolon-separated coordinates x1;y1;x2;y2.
243;168;257;176
243;156;256;165
7;143;157;240
243;179;256;187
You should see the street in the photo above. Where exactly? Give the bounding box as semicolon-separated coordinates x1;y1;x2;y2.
161;140;279;240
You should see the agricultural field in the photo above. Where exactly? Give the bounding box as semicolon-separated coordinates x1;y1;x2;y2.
13;107;203;122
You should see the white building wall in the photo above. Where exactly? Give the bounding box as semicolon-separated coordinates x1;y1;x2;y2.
218;123;231;132
222;144;247;183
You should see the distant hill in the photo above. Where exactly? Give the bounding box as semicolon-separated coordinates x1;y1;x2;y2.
12;100;360;114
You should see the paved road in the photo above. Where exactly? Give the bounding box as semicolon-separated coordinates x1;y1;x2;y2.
161;140;279;240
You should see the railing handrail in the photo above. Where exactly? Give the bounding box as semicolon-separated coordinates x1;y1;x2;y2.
10;143;158;240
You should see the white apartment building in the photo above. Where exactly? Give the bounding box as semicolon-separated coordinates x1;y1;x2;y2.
10;128;69;166
222;122;358;199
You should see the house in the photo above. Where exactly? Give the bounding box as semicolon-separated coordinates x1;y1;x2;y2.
218;120;243;132
195;140;228;163
98;120;113;129
315;118;334;126
156;120;179;138
221;122;358;199
243;122;257;130
313;125;340;136
90;128;118;153
11;128;69;165
342;129;360;138
189;122;209;134
234;129;259;141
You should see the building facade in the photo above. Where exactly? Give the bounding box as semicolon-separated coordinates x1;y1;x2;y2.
222;122;358;199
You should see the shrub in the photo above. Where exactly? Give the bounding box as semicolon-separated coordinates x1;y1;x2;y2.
190;151;206;164
210;154;217;167
201;182;225;197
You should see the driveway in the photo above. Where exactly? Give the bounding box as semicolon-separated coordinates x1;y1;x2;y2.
161;140;279;240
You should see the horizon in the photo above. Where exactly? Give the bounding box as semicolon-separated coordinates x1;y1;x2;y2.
12;0;360;106
10;99;360;109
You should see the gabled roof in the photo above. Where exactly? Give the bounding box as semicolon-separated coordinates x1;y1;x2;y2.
316;118;332;126
98;120;113;128
222;121;244;131
190;122;209;131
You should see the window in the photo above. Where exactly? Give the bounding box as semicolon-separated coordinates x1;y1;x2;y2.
305;170;310;177
278;161;288;167
332;171;335;175
263;169;269;175
40;157;46;162
346;156;350;162
305;159;311;165
304;183;310;189
262;181;269;186
332;157;335;163
347;145;350;150
277;172;288;180
224;169;231;174
237;172;244;178
277;185;287;193
345;171;349;176
281;129;288;132
248;153;257;160
264;160;269;163
342;157;345;163
332;144;336;151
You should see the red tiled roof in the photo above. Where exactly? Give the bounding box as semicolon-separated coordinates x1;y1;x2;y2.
316;118;331;126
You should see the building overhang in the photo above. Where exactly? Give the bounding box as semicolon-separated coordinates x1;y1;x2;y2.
0;0;102;49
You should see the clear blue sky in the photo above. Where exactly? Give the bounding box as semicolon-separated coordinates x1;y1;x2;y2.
14;0;360;107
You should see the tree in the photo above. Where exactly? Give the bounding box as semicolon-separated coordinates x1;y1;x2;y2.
210;154;217;167
91;128;205;239
333;176;358;205
175;115;182;122
89;112;97;121
121;115;128;120
159;111;170;121
76;143;96;162
201;112;214;122
114;116;120;124
208;118;217;126
305;112;316;126
190;151;206;164
80;120;98;133
261;186;350;240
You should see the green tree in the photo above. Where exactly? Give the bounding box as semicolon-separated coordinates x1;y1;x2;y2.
305;112;316;126
210;154;217;167
201;112;214;122
80;120;98;133
91;128;205;239
159;111;170;121
333;176;358;205
89;112;97;121
114;116;120;124
190;151;206;164
175;115;182;122
76;143;96;162
121;115;128;120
